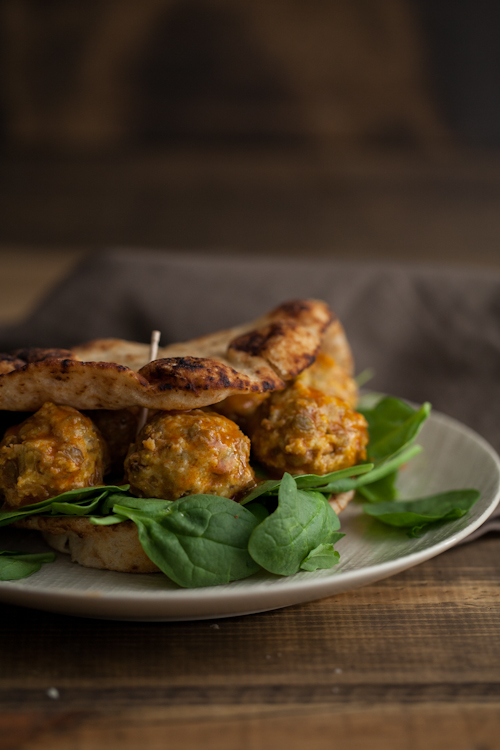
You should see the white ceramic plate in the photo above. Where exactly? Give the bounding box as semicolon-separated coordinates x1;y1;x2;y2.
0;408;499;621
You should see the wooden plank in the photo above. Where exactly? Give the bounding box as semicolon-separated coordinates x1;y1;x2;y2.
2;704;500;750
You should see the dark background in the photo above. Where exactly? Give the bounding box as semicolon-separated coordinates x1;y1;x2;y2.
1;0;500;259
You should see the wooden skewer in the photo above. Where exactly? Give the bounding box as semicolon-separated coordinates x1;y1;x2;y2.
135;330;161;437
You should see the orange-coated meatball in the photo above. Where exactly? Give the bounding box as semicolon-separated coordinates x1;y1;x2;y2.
0;402;108;508
124;409;255;501
251;381;368;476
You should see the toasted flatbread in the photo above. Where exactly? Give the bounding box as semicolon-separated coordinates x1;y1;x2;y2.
15;516;160;573
0;299;351;412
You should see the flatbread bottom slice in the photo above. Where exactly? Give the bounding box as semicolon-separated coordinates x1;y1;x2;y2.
15;516;160;573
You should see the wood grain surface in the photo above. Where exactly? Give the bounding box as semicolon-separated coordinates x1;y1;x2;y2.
1;535;499;750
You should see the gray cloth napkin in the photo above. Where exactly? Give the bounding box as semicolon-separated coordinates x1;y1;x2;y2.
1;249;499;537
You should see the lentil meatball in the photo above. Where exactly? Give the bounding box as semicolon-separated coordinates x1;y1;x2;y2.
124;409;255;501
213;353;358;434
0;402;108;508
251;381;368;476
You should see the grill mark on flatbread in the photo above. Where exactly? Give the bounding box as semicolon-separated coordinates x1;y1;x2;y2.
0;299;349;411
0;349;75;375
226;300;332;380
10;348;74;363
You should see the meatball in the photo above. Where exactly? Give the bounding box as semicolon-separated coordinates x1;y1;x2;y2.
213;352;358;433
251;381;368;476
124;409;255;501
86;408;139;474
0;402;108;508
295;352;358;408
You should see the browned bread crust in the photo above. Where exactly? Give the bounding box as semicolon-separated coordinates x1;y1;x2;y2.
0;300;343;412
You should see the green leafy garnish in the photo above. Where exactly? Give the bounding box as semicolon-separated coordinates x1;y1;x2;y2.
363;489;480;537
294;464;375;490
240;464;374;505
114;494;261;588
245;502;270;524
89;515;124;526
248;473;342;576
359;397;431;462
357;471;398;503
312;445;422;495
0;485;130;527
300;542;341;571
49;493;108;516
239;479;282;505
0;550;56;581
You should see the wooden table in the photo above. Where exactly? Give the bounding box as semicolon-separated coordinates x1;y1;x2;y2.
1;535;499;750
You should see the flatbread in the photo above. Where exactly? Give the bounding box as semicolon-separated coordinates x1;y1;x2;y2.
15;516;160;573
0;299;350;411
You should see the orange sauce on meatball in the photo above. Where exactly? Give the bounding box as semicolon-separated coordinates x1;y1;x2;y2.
0;402;108;507
251;381;368;476
125;409;255;501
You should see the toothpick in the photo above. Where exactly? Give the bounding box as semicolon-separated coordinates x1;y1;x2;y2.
136;330;161;436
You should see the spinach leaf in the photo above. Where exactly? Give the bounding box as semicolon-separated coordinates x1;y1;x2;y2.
239;480;282;505
316;445;422;494
294;463;374;490
363;489;480;537
359;397;415;445
0;550;56;581
49;492;108;516
114;495;261;588
245;502;270;523
300;543;340;571
49;484;130;501
89;515;125;526
248;473;341;576
359;397;431;461
101;494;172;515
357;471;398;503
0;502;56;527
240;464;374;505
0;485;130;527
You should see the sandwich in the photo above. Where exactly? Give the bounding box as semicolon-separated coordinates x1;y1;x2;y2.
0;300;368;577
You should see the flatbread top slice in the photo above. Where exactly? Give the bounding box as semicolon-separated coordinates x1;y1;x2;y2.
0;299;350;411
